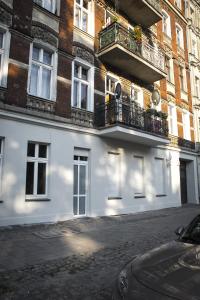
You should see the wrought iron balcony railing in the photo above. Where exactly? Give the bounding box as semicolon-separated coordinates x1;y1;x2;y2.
169;135;196;151
99;22;165;72
95;99;169;138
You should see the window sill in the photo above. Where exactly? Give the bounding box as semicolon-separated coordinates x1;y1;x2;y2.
134;195;146;199
73;26;94;40
25;198;51;202
108;197;122;200
28;94;55;103
156;194;166;197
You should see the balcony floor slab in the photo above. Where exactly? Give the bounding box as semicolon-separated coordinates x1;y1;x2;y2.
98;45;166;84
98;125;170;146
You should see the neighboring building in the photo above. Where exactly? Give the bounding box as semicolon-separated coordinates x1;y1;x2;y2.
185;0;200;142
0;0;199;226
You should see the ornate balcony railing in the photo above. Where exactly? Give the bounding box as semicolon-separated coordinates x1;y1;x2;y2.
169;135;196;151
95;99;168;138
71;107;94;128
99;22;165;72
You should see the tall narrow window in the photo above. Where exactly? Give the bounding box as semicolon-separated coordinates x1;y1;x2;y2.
133;156;144;197
179;66;185;91
0;139;3;197
168;104;177;135
73;61;91;110
162;11;171;37
75;0;89;32
165;57;171;82
73;155;88;216
176;25;183;48
29;46;55;100
182;111;191;140
106;75;118;101
195;77;199;97
155;158;165;196
107;152;120;199
0;29;10;88
26;142;49;198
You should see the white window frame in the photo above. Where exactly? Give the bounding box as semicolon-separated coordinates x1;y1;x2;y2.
179;65;187;92
162;10;171;37
0;139;4;198
154;157;166;196
130;84;144;107
28;43;57;101
107;151;121;199
105;73;119;99
195;76;199;98
168;104;178;136
73;155;88;216
133;156;145;197
71;58;94;112
26;142;49;199
176;24;184;49
182;110;191;140
175;0;181;10
74;0;94;35
0;26;11;88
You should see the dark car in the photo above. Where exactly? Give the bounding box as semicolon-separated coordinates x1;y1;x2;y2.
112;214;200;300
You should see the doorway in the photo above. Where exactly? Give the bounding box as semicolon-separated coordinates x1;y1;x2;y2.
180;160;188;205
73;155;88;216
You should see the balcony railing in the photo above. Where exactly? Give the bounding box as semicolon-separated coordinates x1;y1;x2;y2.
95;99;168;138
169;135;196;151
99;22;165;81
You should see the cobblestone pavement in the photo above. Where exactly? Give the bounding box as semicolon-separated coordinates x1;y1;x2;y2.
0;205;200;300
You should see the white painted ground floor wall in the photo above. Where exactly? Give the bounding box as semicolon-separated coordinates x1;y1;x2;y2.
0;113;199;226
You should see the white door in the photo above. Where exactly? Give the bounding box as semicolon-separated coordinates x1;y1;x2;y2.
73;155;88;216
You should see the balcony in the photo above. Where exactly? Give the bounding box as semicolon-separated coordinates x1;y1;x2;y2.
95;98;169;146
98;23;166;84
110;0;162;28
169;135;196;151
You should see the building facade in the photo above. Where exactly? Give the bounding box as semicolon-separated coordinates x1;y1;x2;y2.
186;0;200;142
0;0;199;226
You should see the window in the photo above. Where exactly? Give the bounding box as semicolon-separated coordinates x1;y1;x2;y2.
191;39;197;56
72;61;93;110
176;25;183;48
0;139;3;197
179;66;187;91
182;111;191;140
175;0;181;9
0;29;10;88
155;158;165;196
29;45;56;100
105;10;116;27
130;85;143;107
74;0;90;32
195;77;199;97
133;156;144;196
26;142;49;198
165;57;171;82
162;11;171;37
73;155;88;216
34;0;57;14
106;75;118;101
107;152;120;198
168;104;177;135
